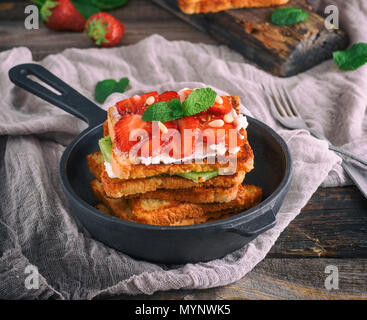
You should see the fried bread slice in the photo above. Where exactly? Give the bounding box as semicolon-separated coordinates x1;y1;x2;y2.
178;0;289;14
87;150;246;198
91;179;262;226
135;184;240;203
107;95;254;180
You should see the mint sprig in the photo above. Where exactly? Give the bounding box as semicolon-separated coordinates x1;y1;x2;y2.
182;88;217;116
142;88;217;122
142;99;183;122
95;77;129;104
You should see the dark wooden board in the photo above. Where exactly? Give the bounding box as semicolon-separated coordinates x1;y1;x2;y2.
152;0;349;77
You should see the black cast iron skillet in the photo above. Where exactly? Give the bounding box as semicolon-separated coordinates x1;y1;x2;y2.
9;63;292;264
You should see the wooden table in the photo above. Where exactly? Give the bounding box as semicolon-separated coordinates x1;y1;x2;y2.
1;0;366;299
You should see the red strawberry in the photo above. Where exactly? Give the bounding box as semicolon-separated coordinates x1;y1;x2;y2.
140;120;179;157
139;91;159;108
175;116;200;158
207;96;232;116
201;119;243;148
158;91;179;102
38;0;86;31
179;89;192;102
114;114;152;153
116;91;159;115
86;12;125;47
116;98;136;115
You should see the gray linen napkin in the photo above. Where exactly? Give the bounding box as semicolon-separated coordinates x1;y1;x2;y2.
0;0;366;299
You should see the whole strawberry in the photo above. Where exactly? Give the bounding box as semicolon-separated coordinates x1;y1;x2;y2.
86;12;125;47
36;0;86;31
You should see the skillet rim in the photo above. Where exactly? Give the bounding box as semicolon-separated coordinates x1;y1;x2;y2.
60;116;292;231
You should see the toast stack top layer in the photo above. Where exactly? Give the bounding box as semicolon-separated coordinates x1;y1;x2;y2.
107;93;254;180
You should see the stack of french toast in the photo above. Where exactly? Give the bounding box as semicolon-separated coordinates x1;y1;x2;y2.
87;88;262;226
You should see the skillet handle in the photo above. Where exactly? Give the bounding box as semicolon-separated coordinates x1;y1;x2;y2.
229;209;276;237
8;63;106;127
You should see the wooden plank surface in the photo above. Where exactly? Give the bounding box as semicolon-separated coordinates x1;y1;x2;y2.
0;0;217;61
1;0;366;299
152;0;349;76
111;259;367;300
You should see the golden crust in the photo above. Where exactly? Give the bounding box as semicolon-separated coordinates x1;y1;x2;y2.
137;184;239;203
87;151;104;179
102;169;246;197
178;0;289;14
90;179;134;221
91;179;262;226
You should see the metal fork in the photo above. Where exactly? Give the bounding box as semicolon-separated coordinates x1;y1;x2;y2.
262;84;367;167
262;84;367;199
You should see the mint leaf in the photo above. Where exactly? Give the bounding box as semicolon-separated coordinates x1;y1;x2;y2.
98;135;112;163
271;7;309;26
115;77;129;93
91;0;128;10
182;88;216;116
72;0;100;19
95;77;129;104
142;99;184;122
169;99;184;118
333;43;367;71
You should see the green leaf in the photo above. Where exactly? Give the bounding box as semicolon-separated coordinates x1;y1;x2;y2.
35;0;58;22
169;98;184;118
142;99;184;123
271;7;309;26
175;171;219;182
91;0;128;10
72;0;100;19
98;135;112;163
182;88;217;116
31;0;46;10
95;77;130;104
114;77;130;93
333;43;367;71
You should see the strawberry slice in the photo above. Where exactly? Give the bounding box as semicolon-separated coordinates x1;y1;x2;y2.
116;98;135;115
138;120;179;158
207;96;232;116
175;116;200;158
158;91;179;102
114;114;152;153
179;89;193;102
201;119;243;149
116;91;159;115
139;91;159;106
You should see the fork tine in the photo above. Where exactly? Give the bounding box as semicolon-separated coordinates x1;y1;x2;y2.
274;85;295;117
281;87;300;117
268;83;290;117
261;84;287;123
